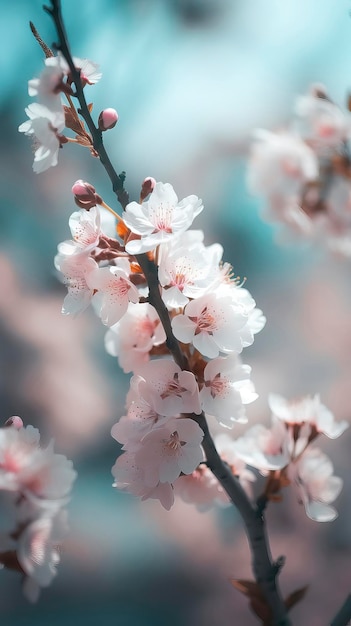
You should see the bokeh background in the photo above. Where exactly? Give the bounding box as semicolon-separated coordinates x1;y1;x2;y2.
1;0;351;624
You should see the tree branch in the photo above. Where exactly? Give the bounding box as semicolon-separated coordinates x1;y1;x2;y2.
45;2;291;623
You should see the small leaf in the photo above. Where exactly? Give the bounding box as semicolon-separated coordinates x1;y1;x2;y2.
75;134;93;147
285;585;309;611
63;106;83;135
88;102;94;113
231;579;272;623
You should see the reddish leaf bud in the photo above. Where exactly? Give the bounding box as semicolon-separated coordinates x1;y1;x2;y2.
4;416;23;429
98;108;119;131
72;179;102;209
140;176;156;202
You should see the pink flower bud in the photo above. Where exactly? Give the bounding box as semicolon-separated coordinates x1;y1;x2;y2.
4;415;23;429
72;179;102;210
98;108;119;131
140;177;156;202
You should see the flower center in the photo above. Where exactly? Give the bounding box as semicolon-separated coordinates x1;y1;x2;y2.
150;202;173;233
160;373;187;399
190;306;218;335
205;373;229;399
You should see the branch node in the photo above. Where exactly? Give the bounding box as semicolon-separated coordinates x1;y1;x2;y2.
272;555;286;577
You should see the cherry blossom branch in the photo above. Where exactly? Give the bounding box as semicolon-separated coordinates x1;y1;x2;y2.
196;412;291;626
43;0;129;210
45;2;291;624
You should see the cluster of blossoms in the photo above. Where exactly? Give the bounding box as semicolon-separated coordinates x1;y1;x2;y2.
247;84;351;256
234;394;348;521
0;417;76;601
18;47;117;173
55;176;265;510
54;173;347;519
18;17;350;617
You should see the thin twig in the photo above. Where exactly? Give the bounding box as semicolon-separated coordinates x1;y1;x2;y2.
43;0;129;209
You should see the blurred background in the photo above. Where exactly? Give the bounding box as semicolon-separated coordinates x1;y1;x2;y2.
1;0;351;624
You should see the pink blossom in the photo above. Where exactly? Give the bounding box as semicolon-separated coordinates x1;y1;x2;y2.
269;393;348;439
135;417;204;486
105;302;166;373
112;452;174;510
171;292;248;358
158;231;224;308
0;426;76;500
86;265;139;326
234;417;290;472
215;433;256;499
294;87;349;152
135;360;201;416
123;182;203;254
175;465;225;511
289;448;343;522
200;355;257;427
247;130;318;197
111;396;168;449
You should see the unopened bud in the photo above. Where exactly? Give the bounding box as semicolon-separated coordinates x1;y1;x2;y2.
140;177;156;202
98;108;119;131
4;416;23;429
72;179;102;209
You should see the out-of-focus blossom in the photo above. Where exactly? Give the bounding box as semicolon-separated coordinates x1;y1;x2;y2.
247;85;351;257
18;103;65;173
289;448;343;522
215;433;256;499
294;86;349;152
234;417;290;472
247;130;318;197
0;420;76;601
269;393;349;439
175;465;225;511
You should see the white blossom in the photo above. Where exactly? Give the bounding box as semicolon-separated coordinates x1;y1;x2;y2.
123;182;203;254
